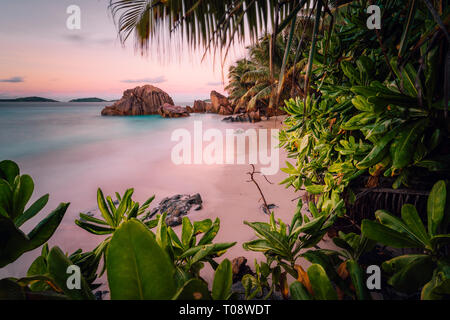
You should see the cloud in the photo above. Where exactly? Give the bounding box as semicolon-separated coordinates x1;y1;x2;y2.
62;34;116;46
207;81;223;86
121;76;167;84
0;76;24;83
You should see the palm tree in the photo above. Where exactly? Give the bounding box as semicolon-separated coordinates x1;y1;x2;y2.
108;0;319;116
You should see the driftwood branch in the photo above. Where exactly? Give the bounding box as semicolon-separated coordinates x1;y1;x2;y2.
246;164;271;214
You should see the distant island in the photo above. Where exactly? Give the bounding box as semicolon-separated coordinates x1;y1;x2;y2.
0;96;58;102
70;98;107;103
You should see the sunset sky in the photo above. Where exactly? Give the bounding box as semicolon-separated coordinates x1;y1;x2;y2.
0;0;246;102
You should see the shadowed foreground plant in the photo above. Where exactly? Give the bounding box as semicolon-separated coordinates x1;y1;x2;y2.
106;219;234;300
361;180;450;299
0;245;94;300
0;160;69;268
75;188;155;275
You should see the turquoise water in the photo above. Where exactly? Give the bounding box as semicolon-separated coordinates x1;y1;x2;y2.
0;102;183;159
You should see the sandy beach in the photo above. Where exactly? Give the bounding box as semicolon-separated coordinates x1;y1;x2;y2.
0;112;330;287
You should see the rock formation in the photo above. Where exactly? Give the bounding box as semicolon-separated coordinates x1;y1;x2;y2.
222;110;261;123
145;194;203;227
210;91;232;115
193;100;208;113
158;103;190;118
101;85;174;116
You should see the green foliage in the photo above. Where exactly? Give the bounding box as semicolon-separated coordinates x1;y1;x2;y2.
152;213;236;282
107;219;177;300
106;218;234;300
74;188;155;275
0;160;69;268
1;244;94;300
361;180;450;299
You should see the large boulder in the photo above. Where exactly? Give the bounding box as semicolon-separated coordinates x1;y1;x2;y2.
210;91;231;114
193;100;207;113
101;85;174;116
218;105;234;115
158;103;190;118
205;102;218;113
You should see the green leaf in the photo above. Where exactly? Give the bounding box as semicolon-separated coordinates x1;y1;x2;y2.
106;219;176;300
375;210;425;247
14;194;49;227
198;218;220;245
12;175;34;220
307;264;337;300
0;216;31;267
361;219;421;248
114;188;134;222
212;259;232;300
401;204;430;247
74;220;115;235
172;279;211;300
427;180;447;236
26;203;69;249
182;217;194;249
97;189;115;227
347;260;371;300
290;281;312;300
47;246;94;300
77;213;109;226
382;254;434;294
0;160;20;185
193;219;212;235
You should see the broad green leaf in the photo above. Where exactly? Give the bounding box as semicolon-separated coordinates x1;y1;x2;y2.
0;216;31;267
401;204;430;247
47;246;94;300
212;259;232;300
307;264;337;300
107;219;176;300
290;281;312;300
26;203;69;250
427;180;447;236
14;194;49;227
198;218;220;245
361;220;421;248
347;260;371;300
382;254;434;294
375;210;424;247
193;219;212;235
12;175;34;220
172;279;211;300
0;160;20;185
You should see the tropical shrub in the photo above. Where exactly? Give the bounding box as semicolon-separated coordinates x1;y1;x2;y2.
0;160;69;268
75;188;156;274
106;218;234;300
361;180;450;299
150;213;236;283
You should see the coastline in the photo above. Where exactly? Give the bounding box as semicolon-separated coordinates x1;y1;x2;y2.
0;111;332;288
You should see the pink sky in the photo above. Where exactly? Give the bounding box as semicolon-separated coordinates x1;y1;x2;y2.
0;0;247;102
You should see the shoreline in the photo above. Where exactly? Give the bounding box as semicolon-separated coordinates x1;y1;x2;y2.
0;112;331;290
